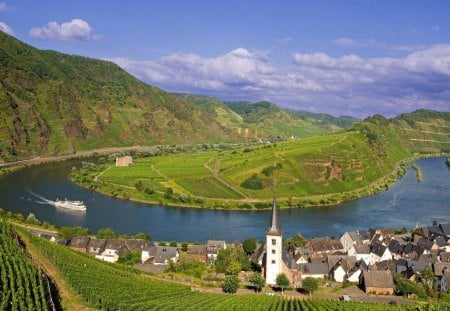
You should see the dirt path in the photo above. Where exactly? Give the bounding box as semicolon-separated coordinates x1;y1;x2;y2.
19;232;94;311
204;158;249;199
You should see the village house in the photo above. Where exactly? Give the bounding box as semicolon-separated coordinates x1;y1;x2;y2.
348;244;371;265
369;242;392;264
340;230;370;252
206;240;226;264
141;245;179;265
87;238;106;255
360;270;394;295
96;239;126;263
297;262;329;280
328;256;356;283
306;237;344;259
68;236;90;252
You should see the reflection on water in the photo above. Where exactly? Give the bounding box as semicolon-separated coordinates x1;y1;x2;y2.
0;157;449;242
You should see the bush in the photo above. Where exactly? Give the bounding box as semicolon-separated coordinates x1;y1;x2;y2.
240;174;263;190
394;275;427;299
222;275;239;293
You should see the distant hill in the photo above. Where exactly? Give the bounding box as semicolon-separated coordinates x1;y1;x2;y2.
0;31;239;162
175;94;359;139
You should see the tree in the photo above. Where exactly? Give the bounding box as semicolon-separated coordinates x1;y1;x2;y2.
286;233;307;248
169;241;177;247
26;213;40;225
215;247;251;273
302;277;318;297
242;238;257;255
97;227;116;239
222;275;239;293
276;273;290;294
181;242;189;252
249;273;265;293
134;232;151;242
418;267;436;297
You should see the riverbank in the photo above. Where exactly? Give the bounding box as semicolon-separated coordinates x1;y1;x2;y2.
70;152;449;210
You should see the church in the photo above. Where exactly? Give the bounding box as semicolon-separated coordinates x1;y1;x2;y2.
264;193;293;285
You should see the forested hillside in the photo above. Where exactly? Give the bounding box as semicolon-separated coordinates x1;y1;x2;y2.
0;31;239;162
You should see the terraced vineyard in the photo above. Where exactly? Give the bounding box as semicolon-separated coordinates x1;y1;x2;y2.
0;221;50;310
18;228;431;311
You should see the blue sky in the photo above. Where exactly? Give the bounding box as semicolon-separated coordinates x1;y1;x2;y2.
1;0;450;117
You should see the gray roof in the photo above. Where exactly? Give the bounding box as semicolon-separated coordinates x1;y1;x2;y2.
104;239;126;251
370;242;387;257
353;244;370;254
299;262;329;275
69;236;90;248
87;238;106;249
266;192;281;236
363;271;394;289
148;246;178;264
308;238;343;252
125;239;147;252
347;230;370;244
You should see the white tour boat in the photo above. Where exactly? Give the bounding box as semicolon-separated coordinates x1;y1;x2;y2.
54;198;87;211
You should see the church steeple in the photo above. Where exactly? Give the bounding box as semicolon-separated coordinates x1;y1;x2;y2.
267;191;282;236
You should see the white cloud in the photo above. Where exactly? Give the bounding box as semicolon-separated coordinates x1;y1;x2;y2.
0;21;13;35
30;19;100;41
109;44;450;118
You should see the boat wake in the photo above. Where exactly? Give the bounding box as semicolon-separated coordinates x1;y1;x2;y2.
27;190;86;212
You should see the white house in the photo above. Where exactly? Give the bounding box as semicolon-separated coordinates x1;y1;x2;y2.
96;239;126;263
348;244;371;265
206;240;226;264
369;243;392;265
141;245;179;265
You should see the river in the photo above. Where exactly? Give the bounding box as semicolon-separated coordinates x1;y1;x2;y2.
0;157;449;242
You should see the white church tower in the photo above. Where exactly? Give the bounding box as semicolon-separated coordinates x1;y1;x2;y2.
265;193;282;285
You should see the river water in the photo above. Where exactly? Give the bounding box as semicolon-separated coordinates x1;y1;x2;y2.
0;157;449;242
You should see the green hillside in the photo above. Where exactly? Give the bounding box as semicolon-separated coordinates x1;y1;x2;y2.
73;110;450;209
0;31;239;162
175;94;358;140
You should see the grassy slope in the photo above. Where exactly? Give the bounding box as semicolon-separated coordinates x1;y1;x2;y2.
0;31;238;162
87;110;450;209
